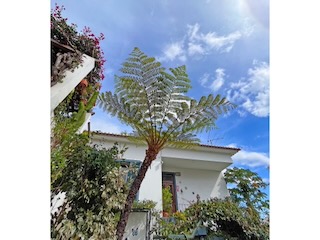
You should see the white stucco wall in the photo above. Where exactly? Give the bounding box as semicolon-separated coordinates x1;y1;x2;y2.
162;166;230;211
138;157;163;210
91;133;237;213
162;147;233;164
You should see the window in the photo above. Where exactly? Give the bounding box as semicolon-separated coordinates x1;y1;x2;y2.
117;159;142;200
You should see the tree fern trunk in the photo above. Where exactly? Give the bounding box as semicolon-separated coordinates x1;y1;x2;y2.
116;147;158;240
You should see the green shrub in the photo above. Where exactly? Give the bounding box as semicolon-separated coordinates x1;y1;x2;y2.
184;198;269;240
51;135;129;240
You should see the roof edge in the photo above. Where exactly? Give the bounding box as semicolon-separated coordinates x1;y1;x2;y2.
90;131;241;153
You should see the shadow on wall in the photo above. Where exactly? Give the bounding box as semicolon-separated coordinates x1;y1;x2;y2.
210;172;229;198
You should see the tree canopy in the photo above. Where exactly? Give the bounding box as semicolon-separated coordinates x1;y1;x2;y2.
224;167;269;217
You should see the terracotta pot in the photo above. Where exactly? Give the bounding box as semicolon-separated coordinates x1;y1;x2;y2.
162;211;170;217
80;79;88;88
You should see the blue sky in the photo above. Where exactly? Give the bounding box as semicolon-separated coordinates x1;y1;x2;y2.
4;1;320;238
51;0;269;192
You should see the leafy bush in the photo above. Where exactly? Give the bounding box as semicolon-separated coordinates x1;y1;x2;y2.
156;211;191;237
184;197;269;240
51;134;129;240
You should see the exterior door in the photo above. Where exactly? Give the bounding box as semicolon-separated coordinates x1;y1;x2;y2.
162;172;177;213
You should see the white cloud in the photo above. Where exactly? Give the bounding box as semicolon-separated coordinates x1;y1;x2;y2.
178;54;187;62
188;42;205;56
158;41;186;62
226;143;238;148
201;31;242;52
199;73;210;87
187;23;200;42
232;150;269;168
198;68;226;92
159;23;243;62
241;18;255;37
210;68;225;91
228;61;269;117
226;143;269;168
187;23;242;55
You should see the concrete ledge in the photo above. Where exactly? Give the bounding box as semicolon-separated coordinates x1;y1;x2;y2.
51;54;95;111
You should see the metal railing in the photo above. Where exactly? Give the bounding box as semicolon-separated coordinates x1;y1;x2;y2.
177;203;191;212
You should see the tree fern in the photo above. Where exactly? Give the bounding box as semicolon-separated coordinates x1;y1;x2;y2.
98;47;236;239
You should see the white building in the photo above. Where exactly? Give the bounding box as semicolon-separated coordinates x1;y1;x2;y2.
91;132;240;212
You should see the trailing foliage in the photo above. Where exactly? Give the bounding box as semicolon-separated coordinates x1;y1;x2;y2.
51;4;105;134
51;135;129;240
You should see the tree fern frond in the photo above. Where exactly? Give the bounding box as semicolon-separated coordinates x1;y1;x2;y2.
166;139;199;149
100;47;236;150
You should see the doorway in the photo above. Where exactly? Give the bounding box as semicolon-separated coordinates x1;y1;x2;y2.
162;172;177;213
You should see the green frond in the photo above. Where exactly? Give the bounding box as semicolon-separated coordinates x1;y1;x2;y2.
198;96;206;106
211;94;220;105
99;47;236;150
126;135;147;146
120;67;142;77
166;140;198;149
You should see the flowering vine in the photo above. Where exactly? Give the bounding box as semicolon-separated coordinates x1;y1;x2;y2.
51;3;106;114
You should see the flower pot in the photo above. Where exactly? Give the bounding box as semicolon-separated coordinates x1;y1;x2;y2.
80;79;88;88
162;211;170;217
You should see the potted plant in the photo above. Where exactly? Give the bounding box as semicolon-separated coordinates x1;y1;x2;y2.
162;186;173;217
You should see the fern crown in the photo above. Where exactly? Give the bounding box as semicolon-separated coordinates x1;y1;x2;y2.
98;47;236;149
